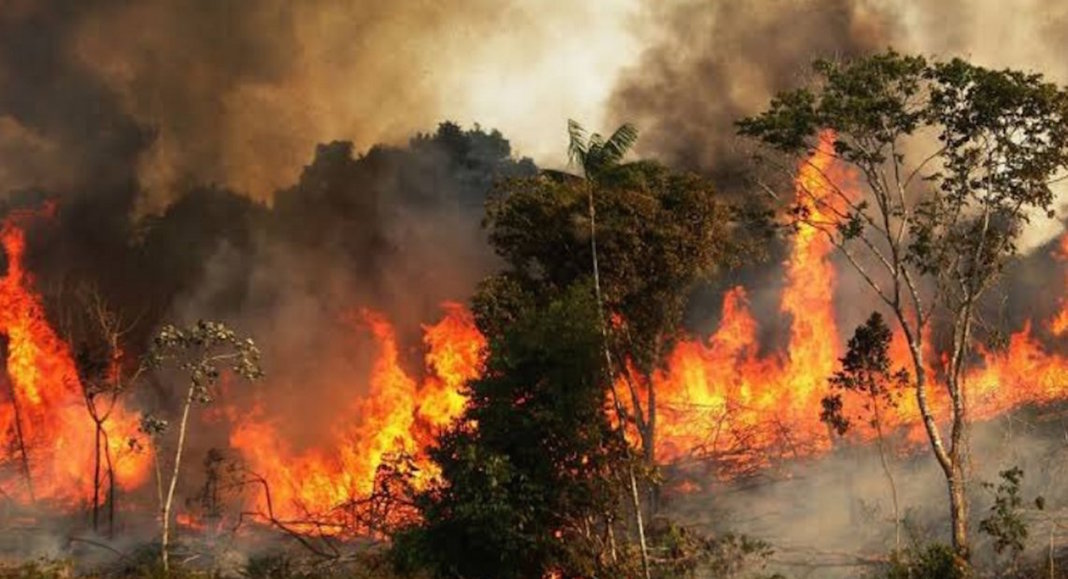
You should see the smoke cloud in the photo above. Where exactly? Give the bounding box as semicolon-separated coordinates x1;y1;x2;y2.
608;0;1068;250
0;1;643;210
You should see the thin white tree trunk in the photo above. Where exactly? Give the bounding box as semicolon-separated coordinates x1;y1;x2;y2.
161;384;195;573
587;182;651;579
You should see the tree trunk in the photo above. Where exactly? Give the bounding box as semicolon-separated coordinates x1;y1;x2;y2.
586;181;651;579
7;381;35;503
161;384;196;573
948;462;969;561
642;374;659;514
105;434;116;537
92;422;102;531
900;323;970;562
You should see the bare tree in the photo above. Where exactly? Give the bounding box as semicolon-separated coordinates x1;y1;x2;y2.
57;285;145;535
142;320;263;573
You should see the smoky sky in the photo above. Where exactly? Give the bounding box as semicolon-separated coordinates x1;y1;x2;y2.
0;1;543;350
0;0;637;210
608;0;1068;249
608;0;894;185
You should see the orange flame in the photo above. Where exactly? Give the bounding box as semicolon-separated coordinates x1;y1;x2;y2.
229;302;485;528
648;131;1068;480
641;131;848;470
4;129;1068;522
0;210;149;505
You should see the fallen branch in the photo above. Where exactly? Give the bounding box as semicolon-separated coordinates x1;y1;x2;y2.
67;536;133;563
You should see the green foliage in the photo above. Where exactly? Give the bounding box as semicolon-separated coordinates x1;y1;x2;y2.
645;520;781;579
738;49;1068;307
482;159;738;375
392;285;630;578
979;467;1031;559
820;312;908;435
740;49;1068;560
882;542;967;579
567;119;640;181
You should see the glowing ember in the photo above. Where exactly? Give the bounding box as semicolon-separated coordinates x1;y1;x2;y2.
0;209;149;505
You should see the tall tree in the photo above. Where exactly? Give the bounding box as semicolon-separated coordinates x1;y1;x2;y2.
738;50;1068;563
564;119;650;577
485;128;740;477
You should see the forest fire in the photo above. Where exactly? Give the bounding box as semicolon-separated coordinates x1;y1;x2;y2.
1;131;1066;524
0;210;149;506
228;303;486;529
635;130;849;471
647;132;1068;476
5;0;1068;571
0;122;1062;557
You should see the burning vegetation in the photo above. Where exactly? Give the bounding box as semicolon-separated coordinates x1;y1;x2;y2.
0;8;1067;578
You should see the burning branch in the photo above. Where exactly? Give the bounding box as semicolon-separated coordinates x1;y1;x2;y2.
233;471;342;560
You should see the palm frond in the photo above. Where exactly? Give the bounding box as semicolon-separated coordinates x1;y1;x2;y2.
587;132;606;158
567;119;589;169
599;123;639;166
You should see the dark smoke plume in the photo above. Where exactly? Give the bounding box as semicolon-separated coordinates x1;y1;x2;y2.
608;0;894;187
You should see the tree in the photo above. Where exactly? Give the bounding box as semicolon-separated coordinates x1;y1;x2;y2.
485;127;741;481
820;311;908;551
65;287;143;537
393;285;636;578
566;119;639;183
567;119;652;577
738;50;1068;562
482;126;744;578
142;320;263;573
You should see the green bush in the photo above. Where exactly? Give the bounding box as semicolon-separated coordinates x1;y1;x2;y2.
881;543;967;579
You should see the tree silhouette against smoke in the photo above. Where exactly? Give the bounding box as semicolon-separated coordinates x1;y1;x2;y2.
739;49;1068;566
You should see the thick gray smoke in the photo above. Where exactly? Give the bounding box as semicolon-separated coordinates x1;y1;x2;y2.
0;3;541;510
609;0;893;185
0;0;634;210
609;0;1068;250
